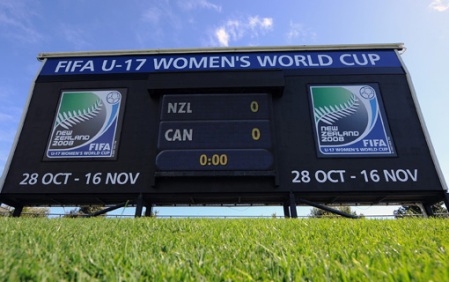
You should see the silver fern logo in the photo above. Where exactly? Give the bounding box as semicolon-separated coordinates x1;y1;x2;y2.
310;85;395;157
46;90;124;159
56;99;103;130
313;93;359;126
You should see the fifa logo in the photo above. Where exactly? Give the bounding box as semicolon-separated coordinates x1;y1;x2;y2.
46;90;125;159
310;85;395;157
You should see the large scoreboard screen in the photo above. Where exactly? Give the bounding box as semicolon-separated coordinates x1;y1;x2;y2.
0;44;447;209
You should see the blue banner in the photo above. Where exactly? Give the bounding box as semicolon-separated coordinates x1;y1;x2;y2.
40;50;401;75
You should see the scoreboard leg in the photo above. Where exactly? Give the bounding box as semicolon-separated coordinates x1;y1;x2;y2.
289;193;298;218
12;205;23;217
134;194;144;218
145;204;153;217
422;203;435;217
283;204;291;218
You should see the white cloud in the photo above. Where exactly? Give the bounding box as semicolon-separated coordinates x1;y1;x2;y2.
286;21;317;44
212;16;274;47
225;20;244;41
429;0;449;11
287;22;304;41
249;16;273;30
215;27;229;46
0;0;43;43
178;0;222;12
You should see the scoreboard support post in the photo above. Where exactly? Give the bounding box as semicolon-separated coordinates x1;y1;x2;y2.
289;193;298;218
283;203;291;218
145;204;154;217
133;194;154;218
423;204;435;217
12;205;23;218
134;194;144;218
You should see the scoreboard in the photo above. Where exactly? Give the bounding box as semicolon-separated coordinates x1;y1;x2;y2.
0;44;447;214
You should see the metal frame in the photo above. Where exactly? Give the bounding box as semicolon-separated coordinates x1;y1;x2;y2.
37;43;405;60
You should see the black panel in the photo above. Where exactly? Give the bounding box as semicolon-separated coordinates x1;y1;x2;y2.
1;62;445;207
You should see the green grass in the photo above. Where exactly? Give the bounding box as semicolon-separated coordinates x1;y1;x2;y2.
1;218;449;281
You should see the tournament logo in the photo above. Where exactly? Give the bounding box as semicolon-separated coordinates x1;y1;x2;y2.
46;90;125;159
309;85;395;157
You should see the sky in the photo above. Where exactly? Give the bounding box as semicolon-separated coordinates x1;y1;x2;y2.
1;0;449;217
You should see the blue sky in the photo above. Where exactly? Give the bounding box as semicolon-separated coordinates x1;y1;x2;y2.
1;0;449;217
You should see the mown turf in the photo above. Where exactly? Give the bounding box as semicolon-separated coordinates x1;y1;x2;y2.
1;218;448;281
